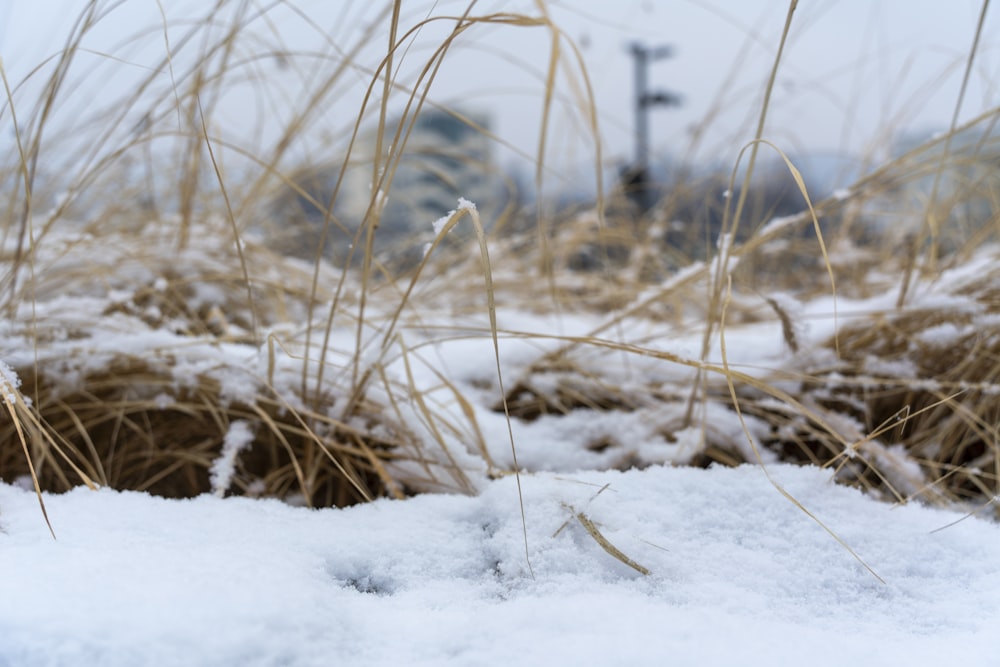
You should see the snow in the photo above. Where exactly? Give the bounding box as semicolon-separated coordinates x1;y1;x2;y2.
426;199;477;257
209;420;257;498
1;464;998;666
0;360;22;405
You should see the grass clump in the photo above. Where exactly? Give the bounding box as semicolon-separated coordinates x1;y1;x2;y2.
0;0;998;527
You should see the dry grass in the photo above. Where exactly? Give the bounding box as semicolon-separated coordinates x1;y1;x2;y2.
1;0;998;529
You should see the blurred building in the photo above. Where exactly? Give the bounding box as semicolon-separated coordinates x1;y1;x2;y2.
265;108;510;271
867;119;1000;251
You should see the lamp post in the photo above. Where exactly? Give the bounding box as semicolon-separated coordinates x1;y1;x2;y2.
628;42;680;213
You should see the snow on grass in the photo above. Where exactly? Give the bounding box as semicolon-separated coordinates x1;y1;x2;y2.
1;464;998;666
1;212;999;663
0;360;22;405
209;420;257;497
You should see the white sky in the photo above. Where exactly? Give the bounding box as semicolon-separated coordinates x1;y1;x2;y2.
2;0;999;174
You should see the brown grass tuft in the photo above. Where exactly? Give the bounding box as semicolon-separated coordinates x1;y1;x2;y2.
2;0;999;534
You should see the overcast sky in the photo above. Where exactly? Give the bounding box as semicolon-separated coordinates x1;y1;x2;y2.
2;0;999;176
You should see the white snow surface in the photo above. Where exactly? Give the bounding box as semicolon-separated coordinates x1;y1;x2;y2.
1;464;998;666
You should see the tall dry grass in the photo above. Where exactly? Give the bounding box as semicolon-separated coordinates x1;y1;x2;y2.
0;0;997;534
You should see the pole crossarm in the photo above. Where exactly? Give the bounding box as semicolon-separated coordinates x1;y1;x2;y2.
641;91;682;108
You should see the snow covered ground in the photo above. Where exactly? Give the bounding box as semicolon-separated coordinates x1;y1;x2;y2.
2;462;998;666
2;218;1000;665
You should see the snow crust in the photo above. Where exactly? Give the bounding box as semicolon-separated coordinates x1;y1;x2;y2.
1;464;998;666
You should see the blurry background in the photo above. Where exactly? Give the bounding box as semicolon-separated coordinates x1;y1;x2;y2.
3;0;1000;274
3;0;998;189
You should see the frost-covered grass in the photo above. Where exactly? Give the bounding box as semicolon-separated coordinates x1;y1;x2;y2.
1;1;1000;662
0;0;997;510
3;198;998;514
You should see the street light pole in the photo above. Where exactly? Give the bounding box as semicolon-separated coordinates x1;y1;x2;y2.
628;42;680;213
